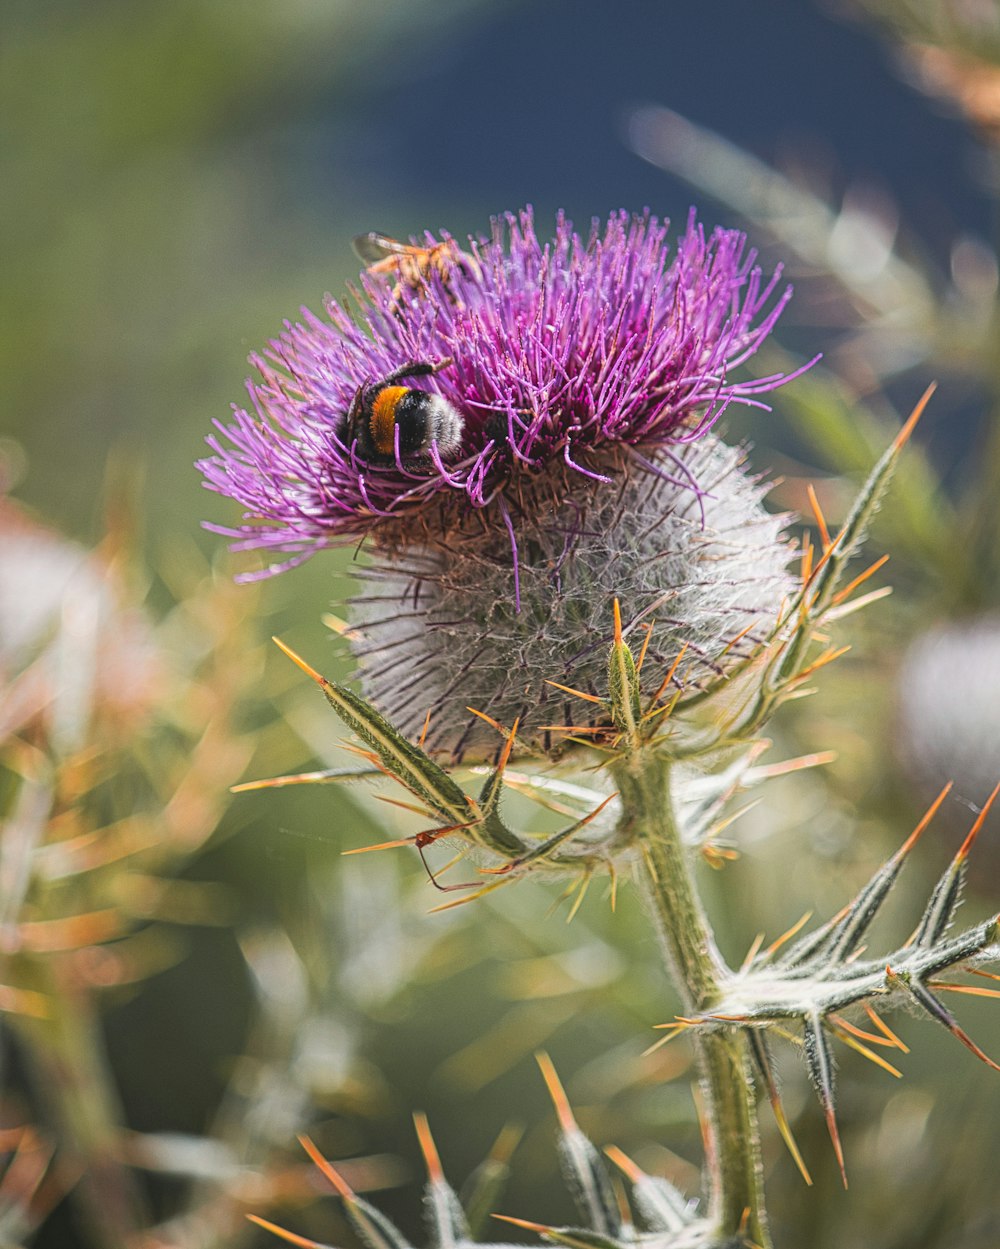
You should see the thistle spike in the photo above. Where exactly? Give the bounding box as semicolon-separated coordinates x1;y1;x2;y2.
746;1031;813;1187
913;780;1000;948
536;1053;621;1237
801;1013;847;1188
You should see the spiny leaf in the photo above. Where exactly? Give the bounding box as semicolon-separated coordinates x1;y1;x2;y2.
458;1124;522;1240
781;784;950;968
807;383;934;618
887;970;1000;1074
272;638;473;829
297;1136;411;1249
537;1054;621;1238
604;1146;691;1233
474;719;527;854
480;794;617;878
801;1013;847;1188
746;1031;812;1187
413;1113;470;1249
913;781;1000;948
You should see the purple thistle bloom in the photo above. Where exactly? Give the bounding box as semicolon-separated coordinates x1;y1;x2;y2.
199;208;806;582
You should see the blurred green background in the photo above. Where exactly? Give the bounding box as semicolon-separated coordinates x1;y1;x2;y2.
3;1;1000;1247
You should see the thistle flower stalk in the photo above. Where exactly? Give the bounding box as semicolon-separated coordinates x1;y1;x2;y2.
614;751;769;1247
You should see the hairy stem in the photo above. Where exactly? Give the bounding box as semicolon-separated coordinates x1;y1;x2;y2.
613;753;770;1248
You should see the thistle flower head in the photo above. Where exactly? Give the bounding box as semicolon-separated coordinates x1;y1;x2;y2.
200;207;803;577
201;208;812;757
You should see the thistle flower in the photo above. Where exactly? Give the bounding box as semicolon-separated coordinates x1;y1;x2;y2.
202;208;807;755
201;208;801;571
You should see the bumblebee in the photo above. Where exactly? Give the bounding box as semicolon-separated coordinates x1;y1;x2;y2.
352;231;480;307
341;359;464;462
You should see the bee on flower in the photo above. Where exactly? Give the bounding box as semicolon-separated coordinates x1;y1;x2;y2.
201;208;808;756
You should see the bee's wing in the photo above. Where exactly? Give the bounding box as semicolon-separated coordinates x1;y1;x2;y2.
352;232;417;264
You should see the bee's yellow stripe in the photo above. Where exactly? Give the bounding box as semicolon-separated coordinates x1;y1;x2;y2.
370;386;408;455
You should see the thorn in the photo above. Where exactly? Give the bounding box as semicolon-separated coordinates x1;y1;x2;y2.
342;836;416;855
536;1051;577;1133
297;1135;355;1200
246;1214;325;1248
645;642;690;711
893;382;936;452
466;705;503;733
929;980;1000;999
791;645;851;684
887;969;1000;1074
830;553;890;607
544;680;605;705
565;873;591;922
898;782;953;859
231;769;351;792
613;597;623;646
803;525;848;592
635;621;654;672
718;620;757;659
492;1214;553;1235
862;1003;909;1053
428;878;510;912
271;636;328;686
806;483;832;551
702;843;740;869
823;1102;848;1190
751;752;837;781
321;611;360;640
611;1173;633;1231
827;1019;903;1078
768;1084;813;1187
956;779;1000;862
826;1013;899;1050
496;716;520;774
418;707;432;749
413;1112;444;1182
764;911;813;957
603;1144;644;1183
740;932;766;973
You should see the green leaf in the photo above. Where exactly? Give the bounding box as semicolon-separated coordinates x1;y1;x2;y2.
557;1127;622;1240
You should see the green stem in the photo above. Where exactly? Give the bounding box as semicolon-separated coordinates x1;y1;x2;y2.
613;753;771;1248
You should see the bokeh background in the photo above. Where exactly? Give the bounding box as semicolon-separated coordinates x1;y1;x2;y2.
4;1;1000;1246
